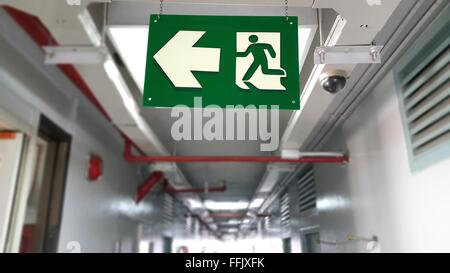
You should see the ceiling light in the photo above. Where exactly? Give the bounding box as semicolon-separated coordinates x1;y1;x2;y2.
225;228;239;233
298;26;317;71
204;200;249;211
104;58;139;117
185;198;204;210
249;198;265;209
258;171;282;194
227;219;241;225
108;27;149;92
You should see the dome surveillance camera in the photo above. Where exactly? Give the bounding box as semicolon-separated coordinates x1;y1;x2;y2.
319;70;347;94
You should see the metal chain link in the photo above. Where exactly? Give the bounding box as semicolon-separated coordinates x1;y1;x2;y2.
102;2;108;46
158;0;164;20
285;0;289;21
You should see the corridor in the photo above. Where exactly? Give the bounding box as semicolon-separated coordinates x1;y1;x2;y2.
0;0;449;255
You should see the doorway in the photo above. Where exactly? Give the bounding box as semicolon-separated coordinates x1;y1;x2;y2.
0;131;25;251
300;226;321;253
19;115;71;253
282;237;292;253
163;236;173;253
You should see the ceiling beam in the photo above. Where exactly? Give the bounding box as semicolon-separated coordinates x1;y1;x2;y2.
106;2;317;26
110;0;313;7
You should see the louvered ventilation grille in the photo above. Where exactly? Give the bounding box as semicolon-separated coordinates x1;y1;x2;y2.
162;193;174;227
280;192;290;230
296;167;316;214
396;6;450;170
400;46;450;157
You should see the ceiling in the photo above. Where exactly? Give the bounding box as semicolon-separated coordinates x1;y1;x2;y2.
113;0;315;7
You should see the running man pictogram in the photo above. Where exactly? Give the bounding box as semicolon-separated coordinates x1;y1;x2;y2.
237;34;286;88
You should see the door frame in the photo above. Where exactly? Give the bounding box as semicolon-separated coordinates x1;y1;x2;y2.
0;106;37;253
299;225;321;253
4;114;71;253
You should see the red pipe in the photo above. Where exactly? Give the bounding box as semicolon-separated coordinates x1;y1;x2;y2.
3;6;150;159
135;171;163;204
124;139;349;163
164;180;226;194
208;213;271;219
209;213;246;219
3;6;111;121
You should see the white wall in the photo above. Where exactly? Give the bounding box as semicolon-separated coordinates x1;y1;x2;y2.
308;72;450;252
0;9;159;253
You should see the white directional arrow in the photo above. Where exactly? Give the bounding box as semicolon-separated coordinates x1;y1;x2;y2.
154;31;221;88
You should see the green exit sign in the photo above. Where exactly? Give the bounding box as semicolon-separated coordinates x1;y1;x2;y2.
143;15;300;109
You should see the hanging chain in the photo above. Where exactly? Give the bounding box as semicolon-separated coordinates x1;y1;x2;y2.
158;0;164;20
285;0;289;21
318;8;323;46
102;2;108;47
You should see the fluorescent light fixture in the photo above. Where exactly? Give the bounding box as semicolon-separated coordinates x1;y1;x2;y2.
185;199;204;210
225;228;239;233
204;200;249;211
104;58;139;117
258;171;281;194
139;241;150;253
108;27;149;93
298;26;317;72
249;198;265;209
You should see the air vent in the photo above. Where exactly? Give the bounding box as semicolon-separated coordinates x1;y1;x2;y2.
296;167;316;214
401;47;449;156
162;193;174;227
280;192;290;231
395;6;450;170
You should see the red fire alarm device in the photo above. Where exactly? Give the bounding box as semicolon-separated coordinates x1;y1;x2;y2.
87;154;103;182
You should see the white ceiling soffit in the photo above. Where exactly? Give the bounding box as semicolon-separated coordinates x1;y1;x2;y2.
0;0;110;45
106;2;317;26
280;0;402;152
109;0;314;7
313;0;402;45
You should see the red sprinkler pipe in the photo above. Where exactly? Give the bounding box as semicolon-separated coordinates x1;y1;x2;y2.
123;140;349;164
2;6;111;120
209;213;247;219
135;171;163;204
3;6;151;161
164;180;226;194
